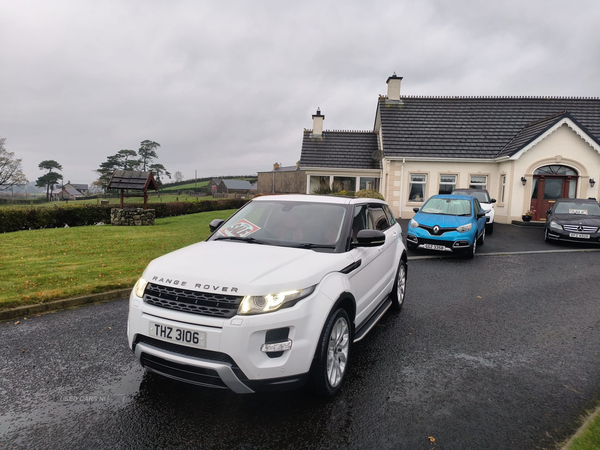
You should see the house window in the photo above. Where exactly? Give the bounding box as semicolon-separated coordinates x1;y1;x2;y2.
309;176;330;193
469;175;487;190
359;177;380;191
408;174;427;202
333;176;356;192
439;174;457;194
500;175;506;203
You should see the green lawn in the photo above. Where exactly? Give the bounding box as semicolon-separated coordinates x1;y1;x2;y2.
0;209;236;310
567;407;600;450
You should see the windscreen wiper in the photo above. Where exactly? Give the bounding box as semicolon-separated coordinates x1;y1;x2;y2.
293;243;337;249
213;236;268;244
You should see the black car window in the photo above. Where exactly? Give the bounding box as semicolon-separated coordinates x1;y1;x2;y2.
352;205;373;242
555;202;600;215
473;199;482;214
369;205;390;231
383;205;396;225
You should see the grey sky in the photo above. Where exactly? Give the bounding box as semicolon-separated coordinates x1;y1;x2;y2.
1;0;598;186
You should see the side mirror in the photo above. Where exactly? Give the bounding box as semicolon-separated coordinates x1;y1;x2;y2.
354;230;386;247
490;198;497;203
477;211;486;218
209;219;225;232
412;207;420;213
546;209;552;215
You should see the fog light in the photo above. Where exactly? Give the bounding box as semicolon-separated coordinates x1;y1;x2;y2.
260;339;293;353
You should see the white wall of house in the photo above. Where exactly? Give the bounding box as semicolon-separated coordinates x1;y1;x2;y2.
383;123;600;222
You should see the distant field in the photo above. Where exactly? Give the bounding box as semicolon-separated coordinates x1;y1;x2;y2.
162;180;209;191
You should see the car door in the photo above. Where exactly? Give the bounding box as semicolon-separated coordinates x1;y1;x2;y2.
347;204;397;326
473;198;486;236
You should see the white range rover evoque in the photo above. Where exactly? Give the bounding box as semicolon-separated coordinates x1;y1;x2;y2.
127;194;408;396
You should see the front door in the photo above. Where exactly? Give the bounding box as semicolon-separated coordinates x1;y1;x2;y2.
530;176;575;220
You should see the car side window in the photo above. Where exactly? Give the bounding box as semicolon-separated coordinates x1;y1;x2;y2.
383;205;396;225
369;205;390;231
352;205;373;242
473;199;482;214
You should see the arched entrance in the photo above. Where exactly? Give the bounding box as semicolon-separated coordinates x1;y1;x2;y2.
530;165;578;220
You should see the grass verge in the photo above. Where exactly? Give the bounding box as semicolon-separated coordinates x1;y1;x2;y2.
0;209;236;310
564;406;600;450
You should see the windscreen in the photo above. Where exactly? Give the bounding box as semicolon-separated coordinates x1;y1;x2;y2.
554;202;600;215
211;201;348;247
421;198;472;216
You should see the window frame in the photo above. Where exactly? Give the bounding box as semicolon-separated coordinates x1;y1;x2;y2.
469;174;488;190
408;173;428;203
438;173;458;195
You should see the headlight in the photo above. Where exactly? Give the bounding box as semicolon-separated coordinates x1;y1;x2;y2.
549;221;563;231
457;223;472;233
134;277;148;298
238;286;316;315
410;219;419;228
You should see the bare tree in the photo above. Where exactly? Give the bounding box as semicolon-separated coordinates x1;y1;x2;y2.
0;137;29;191
175;171;184;183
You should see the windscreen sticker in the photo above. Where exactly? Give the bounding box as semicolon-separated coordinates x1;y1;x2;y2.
218;219;261;237
569;209;588;215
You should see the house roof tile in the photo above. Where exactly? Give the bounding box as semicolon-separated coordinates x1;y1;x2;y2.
299;130;381;170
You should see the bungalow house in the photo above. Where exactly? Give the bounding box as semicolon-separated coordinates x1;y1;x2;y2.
52;182;89;200
298;74;600;223
206;178;223;194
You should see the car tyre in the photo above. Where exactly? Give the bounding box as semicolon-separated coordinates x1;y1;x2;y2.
467;237;476;259
544;227;551;243
477;226;485;246
310;308;351;397
486;222;494;235
390;259;407;311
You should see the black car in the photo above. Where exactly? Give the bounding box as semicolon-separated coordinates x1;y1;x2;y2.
545;198;600;244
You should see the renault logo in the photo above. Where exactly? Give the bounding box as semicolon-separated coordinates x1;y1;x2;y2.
433;225;440;234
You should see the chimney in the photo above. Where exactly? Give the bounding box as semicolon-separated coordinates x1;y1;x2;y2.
386;73;402;101
312;108;325;137
273;163;280;170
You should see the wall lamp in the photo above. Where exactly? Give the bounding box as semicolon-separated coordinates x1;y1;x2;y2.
590;178;596;187
521;176;527;186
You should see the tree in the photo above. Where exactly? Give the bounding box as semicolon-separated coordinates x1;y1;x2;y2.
149;163;171;188
0;137;29;191
35;160;63;201
93;149;141;192
175;171;184;183
138;140;161;171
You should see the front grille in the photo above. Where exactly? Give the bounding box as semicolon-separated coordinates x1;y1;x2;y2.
143;283;243;318
141;353;228;388
134;335;248;380
418;224;456;236
563;224;598;233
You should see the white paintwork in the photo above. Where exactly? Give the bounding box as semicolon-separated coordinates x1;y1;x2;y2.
127;195;406;391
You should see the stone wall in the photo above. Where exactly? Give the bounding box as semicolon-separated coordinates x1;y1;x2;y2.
111;208;155;226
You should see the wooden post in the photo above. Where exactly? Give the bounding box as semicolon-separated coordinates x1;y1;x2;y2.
120;189;124;208
143;190;148;210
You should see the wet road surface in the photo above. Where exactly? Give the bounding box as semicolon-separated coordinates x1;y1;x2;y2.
1;243;600;449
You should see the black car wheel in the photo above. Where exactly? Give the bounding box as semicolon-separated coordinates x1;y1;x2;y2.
486;222;494;235
390;260;407;311
466;237;476;259
310;308;351;397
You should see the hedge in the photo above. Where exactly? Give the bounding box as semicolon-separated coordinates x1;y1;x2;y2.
0;198;248;233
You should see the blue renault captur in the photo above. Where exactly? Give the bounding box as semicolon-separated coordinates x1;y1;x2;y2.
406;194;487;258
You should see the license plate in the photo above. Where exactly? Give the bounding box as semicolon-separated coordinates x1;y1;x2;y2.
569;233;590;239
423;243;446;251
149;323;207;348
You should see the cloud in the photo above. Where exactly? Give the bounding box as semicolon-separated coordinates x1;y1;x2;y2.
1;0;598;184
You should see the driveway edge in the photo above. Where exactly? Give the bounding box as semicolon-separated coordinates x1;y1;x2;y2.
0;288;131;321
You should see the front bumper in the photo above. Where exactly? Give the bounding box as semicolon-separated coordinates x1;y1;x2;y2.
545;228;600;244
127;288;332;393
406;228;475;253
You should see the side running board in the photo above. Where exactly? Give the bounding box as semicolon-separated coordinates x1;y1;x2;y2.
353;297;392;343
